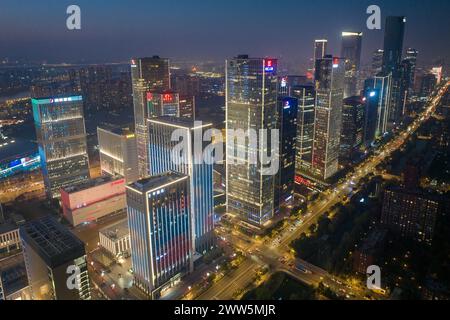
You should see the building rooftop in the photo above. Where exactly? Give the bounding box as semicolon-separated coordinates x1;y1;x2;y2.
99;219;129;241
19;216;85;268
148;116;212;129
97;124;135;137
128;171;188;193
0;254;28;298
61;175;124;194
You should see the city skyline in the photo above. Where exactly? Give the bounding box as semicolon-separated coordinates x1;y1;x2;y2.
1;0;449;69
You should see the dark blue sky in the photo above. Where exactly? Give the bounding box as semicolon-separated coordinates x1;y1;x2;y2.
1;0;449;69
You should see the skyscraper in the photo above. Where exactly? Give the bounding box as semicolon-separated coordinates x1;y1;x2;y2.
226;55;279;227
32;95;90;199
292;85;315;175
311;56;345;181
341;32;363;98
364;74;392;138
403;48;419;94
97;125;139;184
148;117;214;254
20;216;91;300
275;97;298;209
126;172;192;299
382;16;406;124
372;49;384;76
314;40;328;61
363;87;380;146
131;56;170;178
340;96;365;164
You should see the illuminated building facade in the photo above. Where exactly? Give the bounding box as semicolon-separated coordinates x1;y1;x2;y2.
341;32;363;98
364;74;392;137
126;172;192;299
60;176;126;227
311;56;345;181
179;95;196;119
340;96;365;164
146;91;180;117
148;117;214;254
20;216;91;300
292;85;315;175
131;56;170;178
32;95;90;199
372;49;384;76
97;126;138;184
363;87;381;146
226;55;279;227
275;97;298;209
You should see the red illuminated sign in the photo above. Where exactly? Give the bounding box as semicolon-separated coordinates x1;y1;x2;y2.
163;93;174;103
295;175;312;187
147;92;153;101
264;59;276;72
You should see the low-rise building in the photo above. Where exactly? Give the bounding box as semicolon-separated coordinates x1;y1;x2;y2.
99;219;130;258
61;176;126;227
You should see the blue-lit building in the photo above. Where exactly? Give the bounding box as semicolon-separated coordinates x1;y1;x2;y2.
275;97;298;209
126;172;192;299
147;117;214;255
226;55;279;227
363;88;381;146
32;95;90;199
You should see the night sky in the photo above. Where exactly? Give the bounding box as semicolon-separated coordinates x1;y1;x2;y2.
1;0;449;69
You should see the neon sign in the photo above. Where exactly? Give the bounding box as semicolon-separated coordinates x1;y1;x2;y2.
264;59;276;72
163;93;174;103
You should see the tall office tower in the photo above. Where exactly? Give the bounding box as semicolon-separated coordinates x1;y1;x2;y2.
382;16;406;123
32;95;90;199
131;56;170;178
292;85;315;175
179;95;196;119
20;216;91;300
363;88;381;146
275;97;298;209
78;65;113;113
404;48;419;93
340;96;365;164
146;91;180;117
148;117;214;254
97;125;139;183
341;32;363;98
226;55;279;227
172;74;201;97
311;56;345;181
314;40;328;61
364;74;392;138
371;49;384;76
126;172;192;299
381;187;441;245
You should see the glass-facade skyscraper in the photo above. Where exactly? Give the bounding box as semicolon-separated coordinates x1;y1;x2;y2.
341;32;363;98
364;74;392;138
126;172;192;299
292;85;315;176
340;96;365;164
148;117;214;255
382;16;406;124
226;55;279;227
32;95;90;199
311;56;345;181
131;56;171;178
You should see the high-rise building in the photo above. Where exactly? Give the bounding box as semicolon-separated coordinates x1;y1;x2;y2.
32;95;90;199
314;40;328;61
403;48;419;94
420;73;437;98
311;56;345;181
364;74;392;138
179;95;196;119
341;32;363;98
340;96;365;164
372;49;384;76
126;172;192;299
381;187;441;245
131;56;170;178
148;117;214;254
226;55;279;227
382;16;406;124
146;91;180;117
20;216;91;300
275;97;298;209
292;85;315;175
363;87;381;146
97;126;139;184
